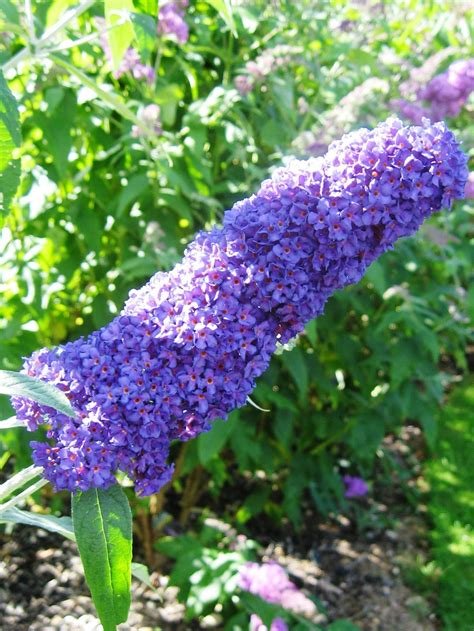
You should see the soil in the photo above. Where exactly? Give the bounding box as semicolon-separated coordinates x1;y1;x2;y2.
0;426;438;631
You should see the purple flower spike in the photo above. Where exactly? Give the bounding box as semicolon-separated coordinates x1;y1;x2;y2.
418;58;474;120
12;117;468;496
343;475;369;498
392;58;474;124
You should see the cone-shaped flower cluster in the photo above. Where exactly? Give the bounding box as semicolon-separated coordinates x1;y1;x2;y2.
392;58;474;124
12;117;467;496
418;59;474;120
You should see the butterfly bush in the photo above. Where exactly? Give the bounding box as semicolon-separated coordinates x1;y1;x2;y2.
157;0;189;44
11;117;467;496
418;59;474;120
238;561;317;630
392;58;474;123
234;45;302;95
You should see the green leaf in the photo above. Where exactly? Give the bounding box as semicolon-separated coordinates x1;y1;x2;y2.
0;158;20;212
41;89;76;178
467;283;474;324
229;418;262;470
0;70;20;169
239;591;287;628
131;562;156;590
305;320;317;346
204;0;237;37
50;55;149;135
74;205;103;254
130;12;156;57
328;621;361;631
0;370;76;418
0;506;75;540
281;347;309;402
273;409;294;447
105;0;135;72
155;83;184;127
0;0;20;23
283;462;307;527
365;261;386;295
0;70;21;212
117;174;149;217
0;415;24;428
72;486;132;630
45;0;74;28
197;414;237;465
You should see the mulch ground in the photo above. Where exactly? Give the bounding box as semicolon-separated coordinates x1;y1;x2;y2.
0;426;438;630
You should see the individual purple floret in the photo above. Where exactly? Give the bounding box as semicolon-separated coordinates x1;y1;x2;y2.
12;117;468;496
343;475;368;498
238;561;317;630
158;0;189;44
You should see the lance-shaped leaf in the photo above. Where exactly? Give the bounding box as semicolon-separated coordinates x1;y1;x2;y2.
0;70;21;213
0;369;76;418
0;506;75;540
105;0;135;71
72;486;132;631
204;0;237;37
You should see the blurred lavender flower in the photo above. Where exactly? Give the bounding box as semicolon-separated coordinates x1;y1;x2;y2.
12;117;468;496
234;74;254;96
399;48;457;100
96;18;155;84
418;59;474;120
158;0;189;44
393;57;474;123
234;45;302;95
465;172;474;199
343;475;368;498
132;104;163;138
238;561;317;630
117;48;155;84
